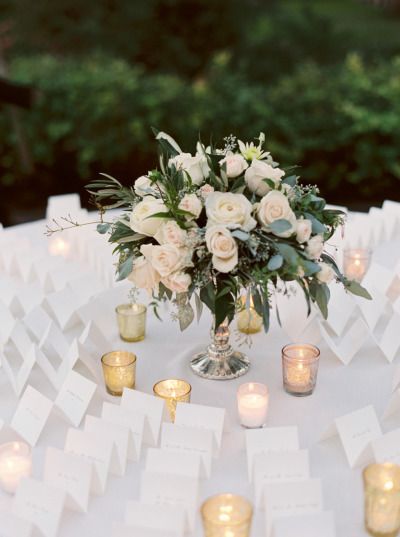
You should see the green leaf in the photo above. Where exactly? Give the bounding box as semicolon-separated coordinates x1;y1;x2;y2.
117;256;133;281
345;280;372;300
300;259;321;276
282;175;298;187
267;254;283;271
310;281;330;319
200;282;215;313
231;229;249;241
304;212;326;235
194;293;203;322
97;223;111;234
277;243;299;266
261;292;270;333
269;219;292;235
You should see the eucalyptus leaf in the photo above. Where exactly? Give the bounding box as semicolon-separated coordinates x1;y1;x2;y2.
97;223;111;234
267;254;283;271
345;280;372;300
277;243;299;266
231;229;250;241
282;175;298;187
117;256;133;281
269;219;292;234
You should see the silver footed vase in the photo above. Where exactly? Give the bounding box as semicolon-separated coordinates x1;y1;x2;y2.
190;318;250;380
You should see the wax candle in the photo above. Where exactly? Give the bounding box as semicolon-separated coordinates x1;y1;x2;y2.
201;493;253;537
0;441;32;494
343;248;372;283
237;383;269;428
115;303;147;342
282;344;320;396
363;463;400;536
153;379;191;422
236;296;262;334
101;351;136;396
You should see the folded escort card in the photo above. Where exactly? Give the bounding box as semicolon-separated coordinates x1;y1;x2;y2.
11;385;53;446
0;512;32;537
372;428;400;465
124;500;185;537
145;447;202;481
272;511;336;537
0;300;15;344
101;401;144;461
55;370;97;427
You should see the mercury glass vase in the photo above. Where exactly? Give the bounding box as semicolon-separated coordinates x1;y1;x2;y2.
190;318;250;380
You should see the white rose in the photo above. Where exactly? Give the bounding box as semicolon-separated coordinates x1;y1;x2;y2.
128;256;160;290
134;175;164;197
199;183;215;199
316;262;335;284
178;193;202;220
219;153;248;178
205;225;238;273
129;196;169;237
141;243;188;277
257;190;296;238
296;218;312;244
154;221;187;246
305;235;324;259
206;192;256;232
162;272;191;293
245;160;285;197
169;153;210;185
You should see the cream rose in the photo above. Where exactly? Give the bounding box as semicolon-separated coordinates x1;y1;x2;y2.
316;262;335;284
178;193;202;220
127;256;160;290
305;235;324;260
129;196;169;237
296;218;312;244
134;175;164;197
257;190;296;238
219;153;248;178
162;272;191;293
141;243;188;277
206;192;256;232
154;221;187;246
169;153;210;185
245;160;285;197
205;225;238;273
199;183;215;199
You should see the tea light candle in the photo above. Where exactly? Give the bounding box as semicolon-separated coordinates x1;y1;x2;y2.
343;248;371;283
48;236;71;257
237;296;262;334
101;351;136;396
363;463;400;536
282;344;320;396
115;303;147;342
201;493;253;537
237;383;269;428
153;379;191;422
0;441;32;494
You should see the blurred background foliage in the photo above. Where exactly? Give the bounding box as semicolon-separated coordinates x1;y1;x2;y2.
0;0;400;224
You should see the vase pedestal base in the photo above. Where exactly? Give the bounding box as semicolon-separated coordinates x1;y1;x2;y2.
190;347;250;380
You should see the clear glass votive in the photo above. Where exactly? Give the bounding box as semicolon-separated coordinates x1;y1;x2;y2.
201;493;253;537
236;296;263;335
153;379;191;422
364;463;400;537
343;248;372;283
282;343;320;397
101;350;136;396
115;303;147;342
0;441;32;494
237;383;269;429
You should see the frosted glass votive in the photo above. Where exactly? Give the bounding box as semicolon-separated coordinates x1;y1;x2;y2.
101;350;136;396
115;303;147;342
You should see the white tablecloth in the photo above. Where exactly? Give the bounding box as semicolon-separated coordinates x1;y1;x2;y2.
1;218;400;537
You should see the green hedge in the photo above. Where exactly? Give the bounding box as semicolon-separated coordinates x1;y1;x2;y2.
1;53;400;201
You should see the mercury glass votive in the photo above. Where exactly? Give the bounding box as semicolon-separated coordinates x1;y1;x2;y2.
153;379;191;422
237;383;269;429
115;303;147;342
282;343;320;397
236;296;263;335
101;351;136;396
0;441;32;494
364;463;400;537
201;493;253;537
343;248;372;283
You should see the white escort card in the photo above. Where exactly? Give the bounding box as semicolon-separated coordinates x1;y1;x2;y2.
375;312;400;363
13;478;65;537
140;471;199;532
272;511;336;537
23;306;53;343
101;402;144;461
64;427;113;494
44;447;93;513
323;283;356;337
355;287;389;332
161;423;214;478
84;415;128;476
43;288;82;330
112;524;179;537
372;428;400;465
1;322;36;397
121;388;166;446
79;320;111;355
124;500;186;537
55;370;97;426
146;447;202;480
174;401;225;454
264;479;323;537
11;385;53;446
0;512;32;537
321;405;382;467
246;426;300;479
37;323;73;389
253;450;310;507
0;300;15;344
318;317;369;365
10;283;44;317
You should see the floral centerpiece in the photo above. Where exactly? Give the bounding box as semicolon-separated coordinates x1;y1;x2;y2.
86;130;370;379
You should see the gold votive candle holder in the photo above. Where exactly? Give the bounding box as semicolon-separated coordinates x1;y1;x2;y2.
282;343;320;397
0;441;32;494
153;379;191;422
236;296;263;335
201;493;253;537
343;248;372;283
364;463;400;537
101;350;136;396
115;303;147;342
